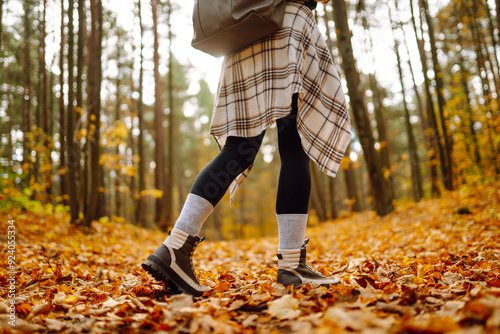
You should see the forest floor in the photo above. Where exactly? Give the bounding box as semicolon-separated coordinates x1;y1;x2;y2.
0;181;499;333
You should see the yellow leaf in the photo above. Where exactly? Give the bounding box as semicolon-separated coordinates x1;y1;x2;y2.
268;295;301;320
65;296;78;305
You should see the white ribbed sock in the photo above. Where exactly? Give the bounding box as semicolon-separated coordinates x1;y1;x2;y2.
163;228;189;249
172;193;214;236
277;214;308;249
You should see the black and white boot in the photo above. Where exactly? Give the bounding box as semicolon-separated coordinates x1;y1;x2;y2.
277;239;341;287
142;228;210;297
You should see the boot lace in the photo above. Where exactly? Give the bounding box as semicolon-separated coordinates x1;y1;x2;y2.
302;240;326;277
189;237;205;282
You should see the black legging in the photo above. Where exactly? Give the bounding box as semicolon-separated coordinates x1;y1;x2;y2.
190;95;311;214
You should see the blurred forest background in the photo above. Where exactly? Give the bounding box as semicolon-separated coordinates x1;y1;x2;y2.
1;0;499;240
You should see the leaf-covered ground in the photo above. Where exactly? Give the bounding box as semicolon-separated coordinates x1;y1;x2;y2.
1;182;500;333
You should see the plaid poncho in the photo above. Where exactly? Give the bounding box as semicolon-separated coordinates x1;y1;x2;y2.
210;2;352;205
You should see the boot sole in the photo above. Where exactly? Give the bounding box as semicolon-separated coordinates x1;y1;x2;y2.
142;255;206;297
142;258;181;294
278;281;341;288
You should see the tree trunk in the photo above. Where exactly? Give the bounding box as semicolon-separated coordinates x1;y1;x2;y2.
482;0;500;103
6;69;12;165
128;122;136;224
59;0;68;203
360;11;394;196
402;26;436;198
67;0;79;223
466;4;499;173
393;37;423;202
33;5;42;200
456;31;481;166
84;0;102;227
343;146;361;212
136;0;146;227
40;0;52;201
331;0;393;216
420;0;453;190
151;0;167;229
327;176;337;219
76;0;86;213
497;0;500;46
22;0;32;175
310;162;327;222
166;0;174;226
114;71;122;219
0;0;3;55
390;3;423;202
369;74;394;193
410;0;444;196
212;205;223;241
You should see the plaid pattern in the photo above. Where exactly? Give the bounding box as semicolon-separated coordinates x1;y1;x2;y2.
210;2;352;205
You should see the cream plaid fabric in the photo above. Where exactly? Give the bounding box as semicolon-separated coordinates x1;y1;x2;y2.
210;2;351;205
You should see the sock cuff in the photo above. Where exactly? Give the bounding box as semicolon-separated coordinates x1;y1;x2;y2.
171;227;189;238
276;213;308;218
278;248;302;254
163;228;189;249
188;193;214;210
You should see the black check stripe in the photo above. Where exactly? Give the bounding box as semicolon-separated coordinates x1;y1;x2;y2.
210;3;352;204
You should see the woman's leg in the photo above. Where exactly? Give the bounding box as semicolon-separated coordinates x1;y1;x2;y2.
191;133;265;207
173;133;265;236
143;133;265;296
274;96;340;287
275;95;311;250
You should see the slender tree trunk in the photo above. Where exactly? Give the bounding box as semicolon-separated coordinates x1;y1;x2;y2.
239;186;246;239
343;146;361;212
166;0;174;226
482;0;500;102
151;0;167;229
466;4;499;173
40;0;52;201
59;0;68;203
420;0;453;190
327;177;337;219
76;0;85;214
136;0;146;227
33;6;42;199
49;62;56;205
402;26;436;197
331;0;393;216
410;0;444;196
114;64;122;218
360;13;394;196
22;0;32;174
471;0;500;173
310;162;327;222
390;3;422;201
84;0;102;227
6;69;12;164
369;74;394;191
496;0;500;46
212;205;223;241
456;31;481;166
67;0;79;223
128;120;136;224
0;0;3;55
392;37;423;201
323;4;342;218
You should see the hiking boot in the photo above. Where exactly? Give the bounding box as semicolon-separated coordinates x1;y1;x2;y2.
142;228;210;297
277;239;341;287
